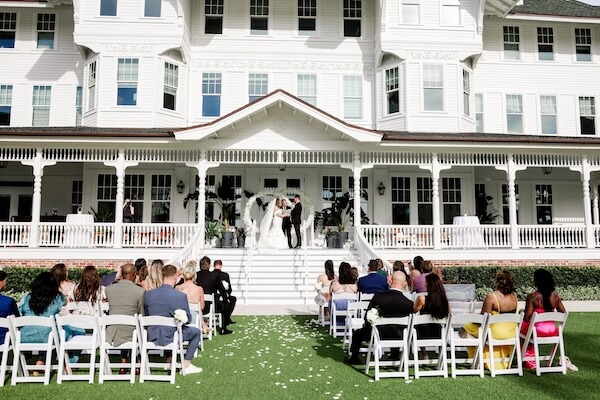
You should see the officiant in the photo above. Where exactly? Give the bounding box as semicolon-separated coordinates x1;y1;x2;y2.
281;198;293;248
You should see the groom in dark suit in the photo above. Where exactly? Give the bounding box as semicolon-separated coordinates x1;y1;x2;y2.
281;198;293;248
291;194;302;248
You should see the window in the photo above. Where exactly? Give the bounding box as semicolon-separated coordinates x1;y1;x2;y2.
145;0;161;17
503;26;520;60
475;93;483;132
96;174;117;222
250;0;269;35
36;14;55;49
125;174;144;222
248;73;268;103
441;0;460;26
343;75;362;119
100;0;117;16
75;86;82;126
401;0;419;24
87;61;97;111
501;183;519;224
537;27;554;61
442;177;461;225
297;74;317;105
540;95;557;134
416;177;432;225
423;64;443;111
202;72;222;117
220;175;242;227
462;69;470;116
535;184;552;225
205;0;224;34
163;62;178;111
32;85;51;127
579;96;596;135
0;12;17;48
298;0;316;34
349;176;369;217
343;0;361;37
575;28;592;62
151;174;171;223
0;84;12;126
117;58;138;106
71;180;83;214
391;177;410;225
506;94;523;133
385;67;399;115
322;176;342;209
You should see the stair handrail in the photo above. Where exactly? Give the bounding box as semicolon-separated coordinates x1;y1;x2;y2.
354;226;393;274
167;225;202;266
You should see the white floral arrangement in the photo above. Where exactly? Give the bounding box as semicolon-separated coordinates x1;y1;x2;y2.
222;280;230;291
314;281;324;293
173;309;188;325
366;308;380;325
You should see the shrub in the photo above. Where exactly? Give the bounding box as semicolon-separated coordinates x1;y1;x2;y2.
2;266;114;294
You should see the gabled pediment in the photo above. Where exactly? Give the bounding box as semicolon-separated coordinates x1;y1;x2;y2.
174;90;382;146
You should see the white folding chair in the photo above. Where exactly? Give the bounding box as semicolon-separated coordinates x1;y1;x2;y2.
319;302;330;327
187;303;204;353
358;292;374;301
520;311;568;376
98;314;139;384
471;301;484;313
0;317;14;387
410;314;448;379
445;313;487;378
342;301;369;353
449;301;472;315
365;316;413;381
329;293;357;338
445;292;468;302
203;294;221;339
484;312;523;377
11;315;59;385
138;315;183;384
55;314;99;383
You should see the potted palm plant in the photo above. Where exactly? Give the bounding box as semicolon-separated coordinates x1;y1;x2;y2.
314;192;369;248
205;220;222;248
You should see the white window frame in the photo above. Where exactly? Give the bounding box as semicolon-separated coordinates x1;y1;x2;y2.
385;66;400;115
342;0;361;38
205;0;224;35
462;69;470;116
163;62;178;111
475;93;484;133
0;84;13;126
36;13;56;50
506;94;523;133
343;75;362;119
423;64;444;112
100;0;118;17
32;85;51;127
248;73;268;103
144;0;161;18
297;0;317;36
151;174;172;223
297;74;317;105
117;58;139;106
579;96;596;135
441;0;460;26
540;95;557;135
0;12;17;49
441;177;462;225
250;0;269;35
575;28;592;62
87;60;97;111
401;0;420;25
75;86;82;126
202;72;222;117
503;26;520;60
537;27;554;61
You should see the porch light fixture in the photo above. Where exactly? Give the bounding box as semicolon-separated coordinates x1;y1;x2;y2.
377;182;386;196
542;166;552;175
177;180;186;194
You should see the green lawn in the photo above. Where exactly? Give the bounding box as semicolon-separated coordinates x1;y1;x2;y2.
3;313;598;400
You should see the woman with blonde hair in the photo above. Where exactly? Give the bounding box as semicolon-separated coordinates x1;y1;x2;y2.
145;259;164;291
176;263;210;334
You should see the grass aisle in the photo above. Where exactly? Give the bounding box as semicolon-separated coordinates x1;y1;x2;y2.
3;313;599;400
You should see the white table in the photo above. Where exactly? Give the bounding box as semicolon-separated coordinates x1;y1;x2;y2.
452;216;485;247
64;214;94;247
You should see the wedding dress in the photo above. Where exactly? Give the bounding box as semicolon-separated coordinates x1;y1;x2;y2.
257;199;289;250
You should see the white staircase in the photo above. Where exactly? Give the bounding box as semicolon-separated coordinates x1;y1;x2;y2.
201;248;360;305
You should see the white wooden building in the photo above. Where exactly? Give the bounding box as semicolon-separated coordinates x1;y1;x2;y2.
1;0;600;290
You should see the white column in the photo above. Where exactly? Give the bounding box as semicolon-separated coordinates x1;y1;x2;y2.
496;155;526;249
104;151;138;248
593;184;599;226
420;154;450;250
341;151;373;235
569;156;600;249
187;151;219;251
21;149;56;248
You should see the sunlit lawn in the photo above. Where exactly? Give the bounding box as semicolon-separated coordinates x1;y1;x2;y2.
2;313;598;400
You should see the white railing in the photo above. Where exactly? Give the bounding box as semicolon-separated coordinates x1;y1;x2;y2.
168;225;203;266
354;227;392;273
361;225;434;249
122;224;196;248
441;225;511;248
0;223;30;246
518;225;587;248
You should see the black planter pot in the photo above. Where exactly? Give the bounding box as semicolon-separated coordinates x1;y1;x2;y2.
222;231;235;248
336;232;349;248
326;236;337;248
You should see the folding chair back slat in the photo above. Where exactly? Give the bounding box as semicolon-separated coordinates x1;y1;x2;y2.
485;312;523;377
187;303;204;353
55;314;99;383
0;317;14;387
365;315;413;381
138;315;183;384
520;311;568;376
445;313;488;378
98;314;139;384
329;293;357;338
410;314;448;379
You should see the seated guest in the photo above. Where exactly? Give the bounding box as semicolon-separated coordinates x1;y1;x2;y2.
412;260;433;293
19;272;65;343
0;270;20;343
345;271;414;365
358;259;389;294
137;265;149;290
195;256;233;335
69;265;106;315
176;263;211;334
213;259;237;326
329;262;358;325
144;264;202;375
464;270;518;370
409;255;424;282
317;260;336;303
390;260;411;292
51;263;75;298
144;259;164;291
105;263;145;370
413;273;450;358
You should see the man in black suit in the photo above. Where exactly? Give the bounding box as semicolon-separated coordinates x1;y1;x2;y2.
345;271;414;364
195;256;234;335
281;198;293;248
213;259;236;326
290;194;303;248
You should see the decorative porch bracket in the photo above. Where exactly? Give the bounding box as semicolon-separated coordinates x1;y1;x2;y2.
419;154;451;250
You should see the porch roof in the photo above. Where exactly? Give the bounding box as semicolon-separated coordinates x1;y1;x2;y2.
510;0;600;18
381;131;600;146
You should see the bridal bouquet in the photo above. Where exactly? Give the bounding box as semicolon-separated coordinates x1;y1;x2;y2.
366;308;381;325
173;309;188;325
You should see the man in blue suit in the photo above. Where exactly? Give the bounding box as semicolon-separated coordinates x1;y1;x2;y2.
358;259;389;294
0;271;19;344
144;264;202;374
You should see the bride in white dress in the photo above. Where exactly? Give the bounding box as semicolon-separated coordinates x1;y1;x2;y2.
257;198;290;250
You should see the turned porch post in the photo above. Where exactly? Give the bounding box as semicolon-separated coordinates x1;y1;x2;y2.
104;151;138;248
188;151;219;251
496;155;525;249
420;154;450;250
